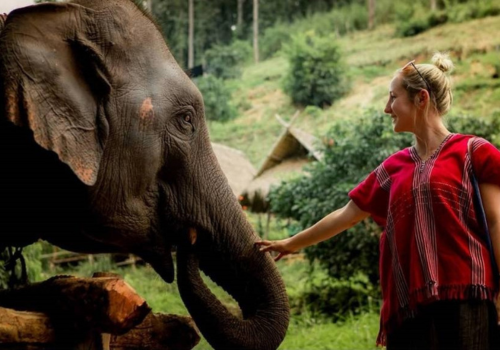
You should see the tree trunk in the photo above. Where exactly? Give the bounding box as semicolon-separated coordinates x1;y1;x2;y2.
237;0;244;28
367;0;375;30
430;0;437;11
188;0;194;68
253;0;259;63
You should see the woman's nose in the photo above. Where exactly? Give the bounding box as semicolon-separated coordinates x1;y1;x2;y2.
384;100;391;114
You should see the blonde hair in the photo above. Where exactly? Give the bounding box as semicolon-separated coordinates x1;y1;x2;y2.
400;52;454;116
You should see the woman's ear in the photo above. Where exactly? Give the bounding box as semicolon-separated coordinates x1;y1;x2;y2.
417;89;430;109
0;3;110;186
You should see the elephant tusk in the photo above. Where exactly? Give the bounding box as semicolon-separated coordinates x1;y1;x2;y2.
189;228;197;245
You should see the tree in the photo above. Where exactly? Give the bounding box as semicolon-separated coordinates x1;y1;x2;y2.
282;32;350;107
253;0;259;63
237;0;245;29
368;0;375;30
430;0;437;11
188;0;194;68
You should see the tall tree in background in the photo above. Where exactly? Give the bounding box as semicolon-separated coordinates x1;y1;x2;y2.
188;0;194;68
253;0;259;63
237;0;245;29
368;0;375;30
430;0;437;11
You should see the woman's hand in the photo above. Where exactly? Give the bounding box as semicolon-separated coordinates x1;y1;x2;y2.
255;238;297;262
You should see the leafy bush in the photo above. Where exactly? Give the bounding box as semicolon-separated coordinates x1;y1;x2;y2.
282;32;350;107
260;3;370;60
204;40;252;80
394;3;433;37
447;1;500;23
395;0;500;37
326;3;368;35
195;75;238;123
446;112;500;146
260;23;293;60
298;273;380;320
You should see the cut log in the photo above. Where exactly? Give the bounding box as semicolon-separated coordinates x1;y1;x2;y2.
0;307;200;350
110;313;200;350
0;274;150;334
0;307;56;344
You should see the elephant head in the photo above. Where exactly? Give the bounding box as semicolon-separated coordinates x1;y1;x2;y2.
0;1;289;349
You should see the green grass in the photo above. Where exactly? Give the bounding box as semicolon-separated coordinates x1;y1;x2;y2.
281;312;379;350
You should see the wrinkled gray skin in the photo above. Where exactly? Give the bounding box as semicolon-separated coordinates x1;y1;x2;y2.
0;1;289;349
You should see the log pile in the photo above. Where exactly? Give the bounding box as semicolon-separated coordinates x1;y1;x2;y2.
0;273;200;350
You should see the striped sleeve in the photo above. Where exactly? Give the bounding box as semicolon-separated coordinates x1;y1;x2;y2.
471;137;500;187
348;164;390;227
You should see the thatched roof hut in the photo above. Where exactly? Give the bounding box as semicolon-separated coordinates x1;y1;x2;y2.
212;142;256;198
241;120;322;213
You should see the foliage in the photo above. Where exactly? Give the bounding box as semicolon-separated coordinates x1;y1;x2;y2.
0;243;44;289
394;2;436;37
195;75;238;123
260;23;292;60
446;112;500;146
151;0;344;68
298;273;380;321
204;40;252;80
447;0;500;23
282;32;350;107
395;0;500;37
260;3;370;60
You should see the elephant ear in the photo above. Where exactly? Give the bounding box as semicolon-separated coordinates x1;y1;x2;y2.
0;3;111;186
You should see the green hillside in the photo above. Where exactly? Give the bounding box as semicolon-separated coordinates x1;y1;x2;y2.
208;15;500;167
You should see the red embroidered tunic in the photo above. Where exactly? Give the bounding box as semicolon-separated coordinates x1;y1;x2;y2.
349;134;500;346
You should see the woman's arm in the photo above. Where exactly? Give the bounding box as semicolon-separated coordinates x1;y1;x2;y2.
255;200;370;261
480;183;500;273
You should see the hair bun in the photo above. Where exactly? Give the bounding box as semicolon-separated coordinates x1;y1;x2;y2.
431;52;454;73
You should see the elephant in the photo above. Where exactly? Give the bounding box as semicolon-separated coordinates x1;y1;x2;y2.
0;1;290;349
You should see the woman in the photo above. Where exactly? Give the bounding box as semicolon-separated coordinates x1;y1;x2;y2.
256;52;500;349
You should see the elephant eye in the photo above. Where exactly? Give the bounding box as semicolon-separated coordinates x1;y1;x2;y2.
183;114;192;123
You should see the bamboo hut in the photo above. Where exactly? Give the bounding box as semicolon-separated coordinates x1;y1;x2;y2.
211;142;256;198
241;115;322;213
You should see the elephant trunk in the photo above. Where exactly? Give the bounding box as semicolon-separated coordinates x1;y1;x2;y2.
176;225;289;350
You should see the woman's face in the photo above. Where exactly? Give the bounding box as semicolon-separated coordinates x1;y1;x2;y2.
384;74;417;133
